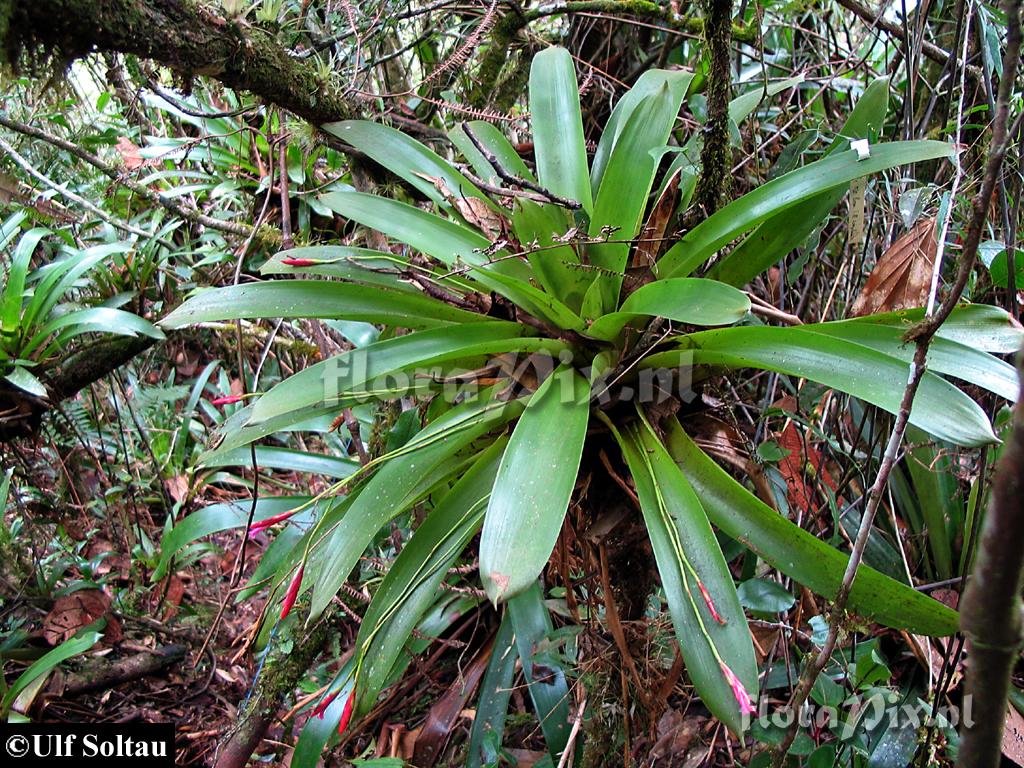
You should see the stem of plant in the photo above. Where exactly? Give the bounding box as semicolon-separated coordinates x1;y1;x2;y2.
771;1;1021;763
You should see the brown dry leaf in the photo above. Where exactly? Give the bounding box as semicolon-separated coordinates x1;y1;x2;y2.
506;750;547;768
417;173;508;240
850;217;937;316
632;169;681;269
165;475;189;505
412;640;491;767
1005;706;1024;765
160;575;186;622
43;590;113;645
772;395;839;516
688;414;775;508
651;708;701;761
116;137;145;170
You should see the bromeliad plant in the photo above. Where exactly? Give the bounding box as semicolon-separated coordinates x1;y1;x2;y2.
0;222;164;399
161;48;1020;759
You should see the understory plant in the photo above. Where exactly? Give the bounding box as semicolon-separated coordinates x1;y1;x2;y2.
160;48;1020;762
0;222;163;398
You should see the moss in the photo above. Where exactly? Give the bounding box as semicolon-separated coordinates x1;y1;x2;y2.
470;14;525;109
693;0;734;217
7;0;356;124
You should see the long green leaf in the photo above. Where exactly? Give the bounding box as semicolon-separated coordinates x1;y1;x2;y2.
645;325;996;446
318;191;585;330
587;75;692;313
2;228;49;334
728;76;806;124
324;121;492;210
291;662;355;768
2;630;101;714
709;76;890;287
308;396;525;620
615;418;755;733
846;304;1024;353
160;280;485;329
584;278;750;340
529;47;593;213
799;319;1019;400
25;307;164;358
353;441;505;715
261;246;418;292
480;367;590;603
511;199;588;309
665;419;959;636
154;497;321;580
450;121;535;184
507;582;572;760
591;69;694;194
248;323;563;425
200;445;359;479
467;611;518;768
199;404;340;463
657;140;953;279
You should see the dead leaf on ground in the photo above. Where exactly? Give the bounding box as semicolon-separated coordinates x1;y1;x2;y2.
851;217;937;316
44;590;121;645
651;708;702;762
165;475;190;505
160;575;186;622
412;639;492;767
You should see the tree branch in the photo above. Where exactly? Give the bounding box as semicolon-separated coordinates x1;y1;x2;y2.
959;354;1024;767
7;0;358;126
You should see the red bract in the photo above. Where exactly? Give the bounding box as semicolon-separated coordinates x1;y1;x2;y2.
719;660;756;716
337;691;355;735
281;257;317;267
248;509;298;537
280;565;304;620
698;581;727;625
313;688;340;720
209;394;242;405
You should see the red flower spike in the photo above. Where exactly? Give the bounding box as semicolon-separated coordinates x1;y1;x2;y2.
280;565;304;620
248;509;298;537
337;691;355;735
210;394;243;405
719;661;756;716
281;258;317;267
313;689;340;720
698;581;726;625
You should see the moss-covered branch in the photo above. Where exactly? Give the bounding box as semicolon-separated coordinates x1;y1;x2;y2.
5;0;357;125
693;0;733;216
471;0;754;107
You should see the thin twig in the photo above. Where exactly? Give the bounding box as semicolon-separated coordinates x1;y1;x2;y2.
461;122;583;209
0;132;175;247
0;114;254;238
